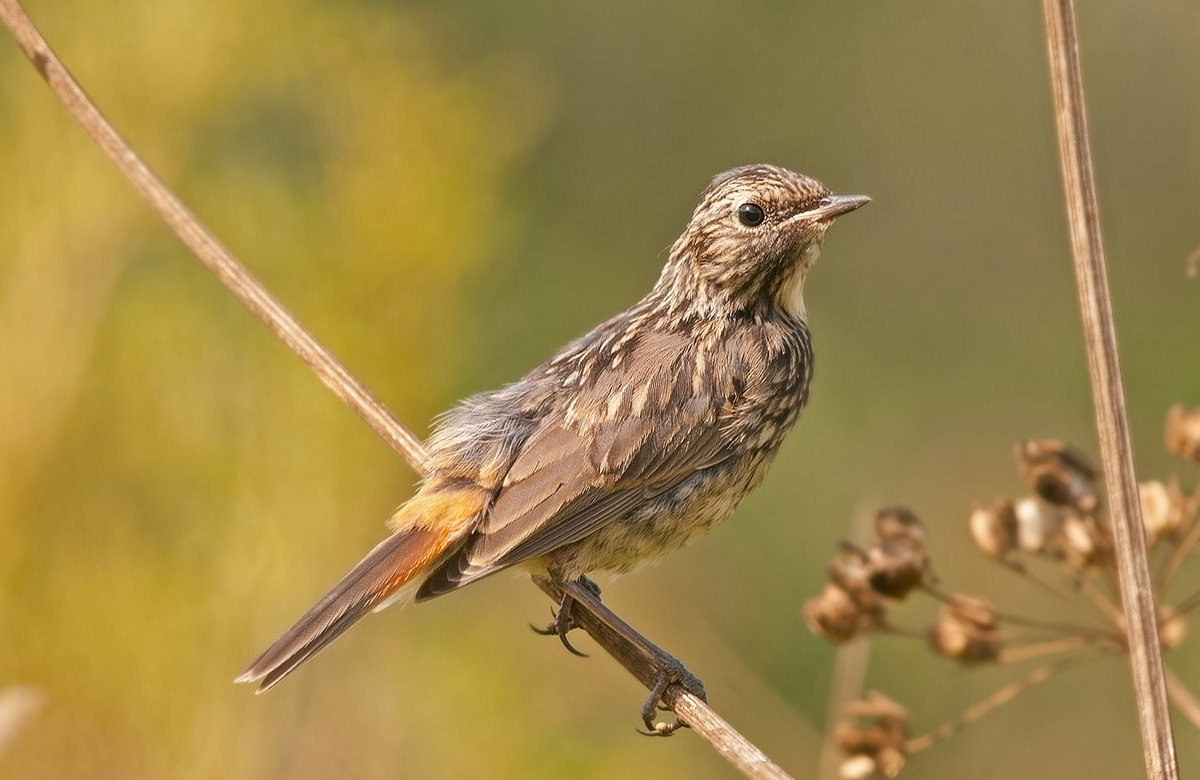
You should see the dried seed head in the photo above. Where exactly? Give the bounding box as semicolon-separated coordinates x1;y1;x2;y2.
834;691;910;779
803;582;880;644
868;507;927;599
1165;404;1200;463
1140;480;1186;546
839;755;884;779
867;544;926;600
928;595;1002;664
1059;514;1105;572
969;500;1018;559
875;506;924;546
829;545;887;609
1013;496;1065;555
1160;605;1188;650
1014;439;1099;512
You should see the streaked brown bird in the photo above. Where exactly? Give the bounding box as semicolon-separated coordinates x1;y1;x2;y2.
238;164;868;695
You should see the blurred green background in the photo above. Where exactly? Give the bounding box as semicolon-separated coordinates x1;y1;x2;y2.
1;0;1197;777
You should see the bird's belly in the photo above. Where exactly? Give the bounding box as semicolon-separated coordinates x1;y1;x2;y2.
540;455;771;579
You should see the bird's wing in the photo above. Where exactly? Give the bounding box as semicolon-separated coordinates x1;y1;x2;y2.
417;330;734;598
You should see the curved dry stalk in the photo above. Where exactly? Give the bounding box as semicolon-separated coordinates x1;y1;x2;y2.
905;651;1099;755
1164;668;1200;732
999;558;1117;627
921;582;1116;640
1040;0;1178;776
1167;588;1200;618
1155;494;1200;597
0;2;794;777
996;635;1115;664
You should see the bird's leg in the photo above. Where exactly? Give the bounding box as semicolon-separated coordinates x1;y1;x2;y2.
530;574;601;657
536;574;707;736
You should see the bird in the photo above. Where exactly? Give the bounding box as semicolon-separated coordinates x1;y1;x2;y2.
237;164;869;696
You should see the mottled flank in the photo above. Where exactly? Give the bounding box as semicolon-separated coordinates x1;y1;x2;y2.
239;164;868;690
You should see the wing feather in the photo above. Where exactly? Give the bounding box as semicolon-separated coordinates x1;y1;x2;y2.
416;338;735;600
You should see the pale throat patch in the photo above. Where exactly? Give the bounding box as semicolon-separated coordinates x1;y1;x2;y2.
780;242;822;320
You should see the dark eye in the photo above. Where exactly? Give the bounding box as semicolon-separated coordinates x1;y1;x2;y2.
737;202;765;227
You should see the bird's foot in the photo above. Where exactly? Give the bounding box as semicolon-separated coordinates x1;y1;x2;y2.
636;654;706;737
530;575;601;657
530;573;704;735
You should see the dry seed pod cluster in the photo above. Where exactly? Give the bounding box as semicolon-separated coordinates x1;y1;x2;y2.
802;507;927;644
833;692;911;779
968;439;1111;571
1166;403;1200;463
927;595;1002;664
1014;439;1098;512
810;404;1200;776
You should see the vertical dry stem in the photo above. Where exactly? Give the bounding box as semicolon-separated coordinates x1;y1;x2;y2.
1040;1;1178;777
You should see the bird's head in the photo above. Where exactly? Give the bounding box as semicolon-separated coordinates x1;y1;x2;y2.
660;164;869;320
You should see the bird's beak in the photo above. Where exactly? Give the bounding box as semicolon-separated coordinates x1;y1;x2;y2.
807;193;871;222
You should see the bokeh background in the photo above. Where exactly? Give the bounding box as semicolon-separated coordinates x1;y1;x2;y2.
1;0;1197;777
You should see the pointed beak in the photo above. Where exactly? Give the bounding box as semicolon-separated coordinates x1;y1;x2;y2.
808;193;871;222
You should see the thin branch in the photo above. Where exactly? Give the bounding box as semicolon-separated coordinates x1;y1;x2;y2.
923;582;1117;639
905;651;1098;755
1040;1;1179;777
1155;499;1200;597
1000;558;1117;626
0;2;792;777
1077;575;1126;627
817;639;871;780
996;635;1111;664
818;505;875;780
1164;668;1200;732
534;577;793;780
1167;587;1200;618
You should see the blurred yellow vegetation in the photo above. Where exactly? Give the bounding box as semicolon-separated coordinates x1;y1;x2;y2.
0;1;549;777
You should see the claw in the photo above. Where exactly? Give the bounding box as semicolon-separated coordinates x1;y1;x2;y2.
531;590;589;657
635;658;706;737
636;674;679;736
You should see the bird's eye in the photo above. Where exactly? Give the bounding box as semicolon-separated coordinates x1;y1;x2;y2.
737;202;765;227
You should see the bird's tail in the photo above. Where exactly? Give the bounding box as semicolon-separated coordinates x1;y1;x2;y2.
237;485;487;692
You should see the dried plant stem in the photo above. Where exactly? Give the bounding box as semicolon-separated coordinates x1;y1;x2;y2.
1003;560;1116;626
875;624;927;641
996;615;1115;641
1155;504;1200;597
922;582;1113;639
0;2;793;777
1077;576;1125;626
906;652;1096;755
818;507;875;780
817;639;871;780
1167;588;1200;617
997;635;1108;664
1164;669;1200;732
1040;1;1178;776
